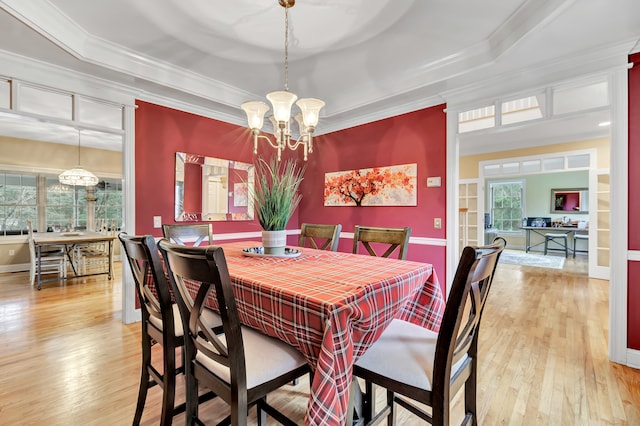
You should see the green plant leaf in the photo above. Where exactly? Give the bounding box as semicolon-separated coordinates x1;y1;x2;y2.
250;157;305;231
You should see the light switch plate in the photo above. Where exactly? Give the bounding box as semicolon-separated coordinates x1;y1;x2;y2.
434;218;442;229
427;176;441;187
153;216;162;228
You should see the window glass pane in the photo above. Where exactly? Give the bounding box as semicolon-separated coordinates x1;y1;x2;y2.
553;81;608;115
0;173;37;234
20;85;73;120
458;105;495;133
95;179;123;231
483;164;500;176
78;97;123;130
502;162;520;175
501;94;544;125
543;157;564;171
0;79;10;109
490;181;524;233
567;154;590;168
521;160;541;174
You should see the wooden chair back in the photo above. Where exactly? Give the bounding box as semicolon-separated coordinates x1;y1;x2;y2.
298;223;342;251
118;234;175;338
157;240;245;401
432;237;505;423
352;225;411;260
162;223;213;247
119;233;185;424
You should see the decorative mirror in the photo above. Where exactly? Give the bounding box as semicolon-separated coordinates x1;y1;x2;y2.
175;152;254;221
550;188;588;214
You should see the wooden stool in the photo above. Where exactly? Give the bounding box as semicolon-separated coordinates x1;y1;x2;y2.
544;233;568;257
573;234;589;258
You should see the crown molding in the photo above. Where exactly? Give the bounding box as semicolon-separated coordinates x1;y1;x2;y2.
0;0;254;108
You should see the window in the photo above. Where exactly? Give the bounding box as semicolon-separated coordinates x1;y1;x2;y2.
46;177;88;230
0;173;37;234
501;94;544;125
458;105;495;133
95;179;123;230
490;181;524;232
0;172;122;235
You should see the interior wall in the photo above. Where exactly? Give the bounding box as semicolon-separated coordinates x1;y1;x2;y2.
134;102;448;291
0;137;123;270
627;52;640;350
299;105;448;291
134;100;298;238
485;171;588;251
0;135;122;175
460;137;610;180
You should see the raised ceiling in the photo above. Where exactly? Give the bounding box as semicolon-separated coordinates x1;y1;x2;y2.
0;0;639;152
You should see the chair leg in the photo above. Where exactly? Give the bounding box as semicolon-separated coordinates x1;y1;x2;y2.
133;332;153;425
160;344;177;426
464;369;478;426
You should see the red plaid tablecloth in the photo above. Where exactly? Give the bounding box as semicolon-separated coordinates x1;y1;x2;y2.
191;241;444;426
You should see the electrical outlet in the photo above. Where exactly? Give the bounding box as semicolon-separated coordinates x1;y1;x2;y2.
434;218;442;229
8;249;15;256
153;216;162;228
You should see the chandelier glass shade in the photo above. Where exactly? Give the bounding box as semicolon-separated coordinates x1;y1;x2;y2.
241;0;325;161
59;130;99;187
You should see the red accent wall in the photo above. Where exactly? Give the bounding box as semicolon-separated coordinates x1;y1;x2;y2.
135;100;278;238
629;53;640;349
135;101;448;292
298;105;448;292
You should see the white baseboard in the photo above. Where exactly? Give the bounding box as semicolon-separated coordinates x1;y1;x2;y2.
0;263;30;274
626;348;640;369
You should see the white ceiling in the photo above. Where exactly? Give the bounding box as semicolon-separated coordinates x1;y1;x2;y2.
0;0;639;153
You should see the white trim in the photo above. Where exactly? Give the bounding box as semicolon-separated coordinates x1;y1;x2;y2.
0;163;122;180
170;230;447;248
0;263;30;274
629;251;640;262
121;105;139;324
446;107;460;298
627;349;640;370
608;66;629;365
0;51;138;106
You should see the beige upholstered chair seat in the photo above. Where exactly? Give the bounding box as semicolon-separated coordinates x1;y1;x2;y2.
196;326;307;390
355;319;468;392
148;305;221;338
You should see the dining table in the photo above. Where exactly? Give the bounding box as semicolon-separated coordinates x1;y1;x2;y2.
183;241;445;426
32;231;116;290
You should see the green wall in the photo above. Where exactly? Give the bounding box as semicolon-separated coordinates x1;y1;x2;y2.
486;170;589;222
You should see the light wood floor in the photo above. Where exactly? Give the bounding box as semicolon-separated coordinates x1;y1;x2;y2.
1;254;639;425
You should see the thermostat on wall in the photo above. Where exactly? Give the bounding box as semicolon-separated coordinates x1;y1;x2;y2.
427;176;441;187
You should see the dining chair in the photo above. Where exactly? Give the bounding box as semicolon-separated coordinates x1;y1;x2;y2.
27;220;66;287
353;237;506;426
298;223;342;251
76;219;116;275
119;233;219;425
162;223;213;247
158;240;310;426
352;225;412;260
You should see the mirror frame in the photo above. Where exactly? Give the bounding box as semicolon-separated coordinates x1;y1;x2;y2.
174;152;254;222
550;187;588;214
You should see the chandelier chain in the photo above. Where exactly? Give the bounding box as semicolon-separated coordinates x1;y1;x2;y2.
284;1;289;91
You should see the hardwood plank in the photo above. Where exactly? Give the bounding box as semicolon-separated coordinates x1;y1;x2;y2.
0;254;639;425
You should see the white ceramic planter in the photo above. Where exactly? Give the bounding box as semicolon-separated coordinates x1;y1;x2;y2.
261;230;287;255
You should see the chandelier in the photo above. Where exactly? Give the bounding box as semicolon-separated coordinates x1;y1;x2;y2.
59;129;99;186
241;0;325;161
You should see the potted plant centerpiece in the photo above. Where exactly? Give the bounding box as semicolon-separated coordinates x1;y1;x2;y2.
250;157;305;255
